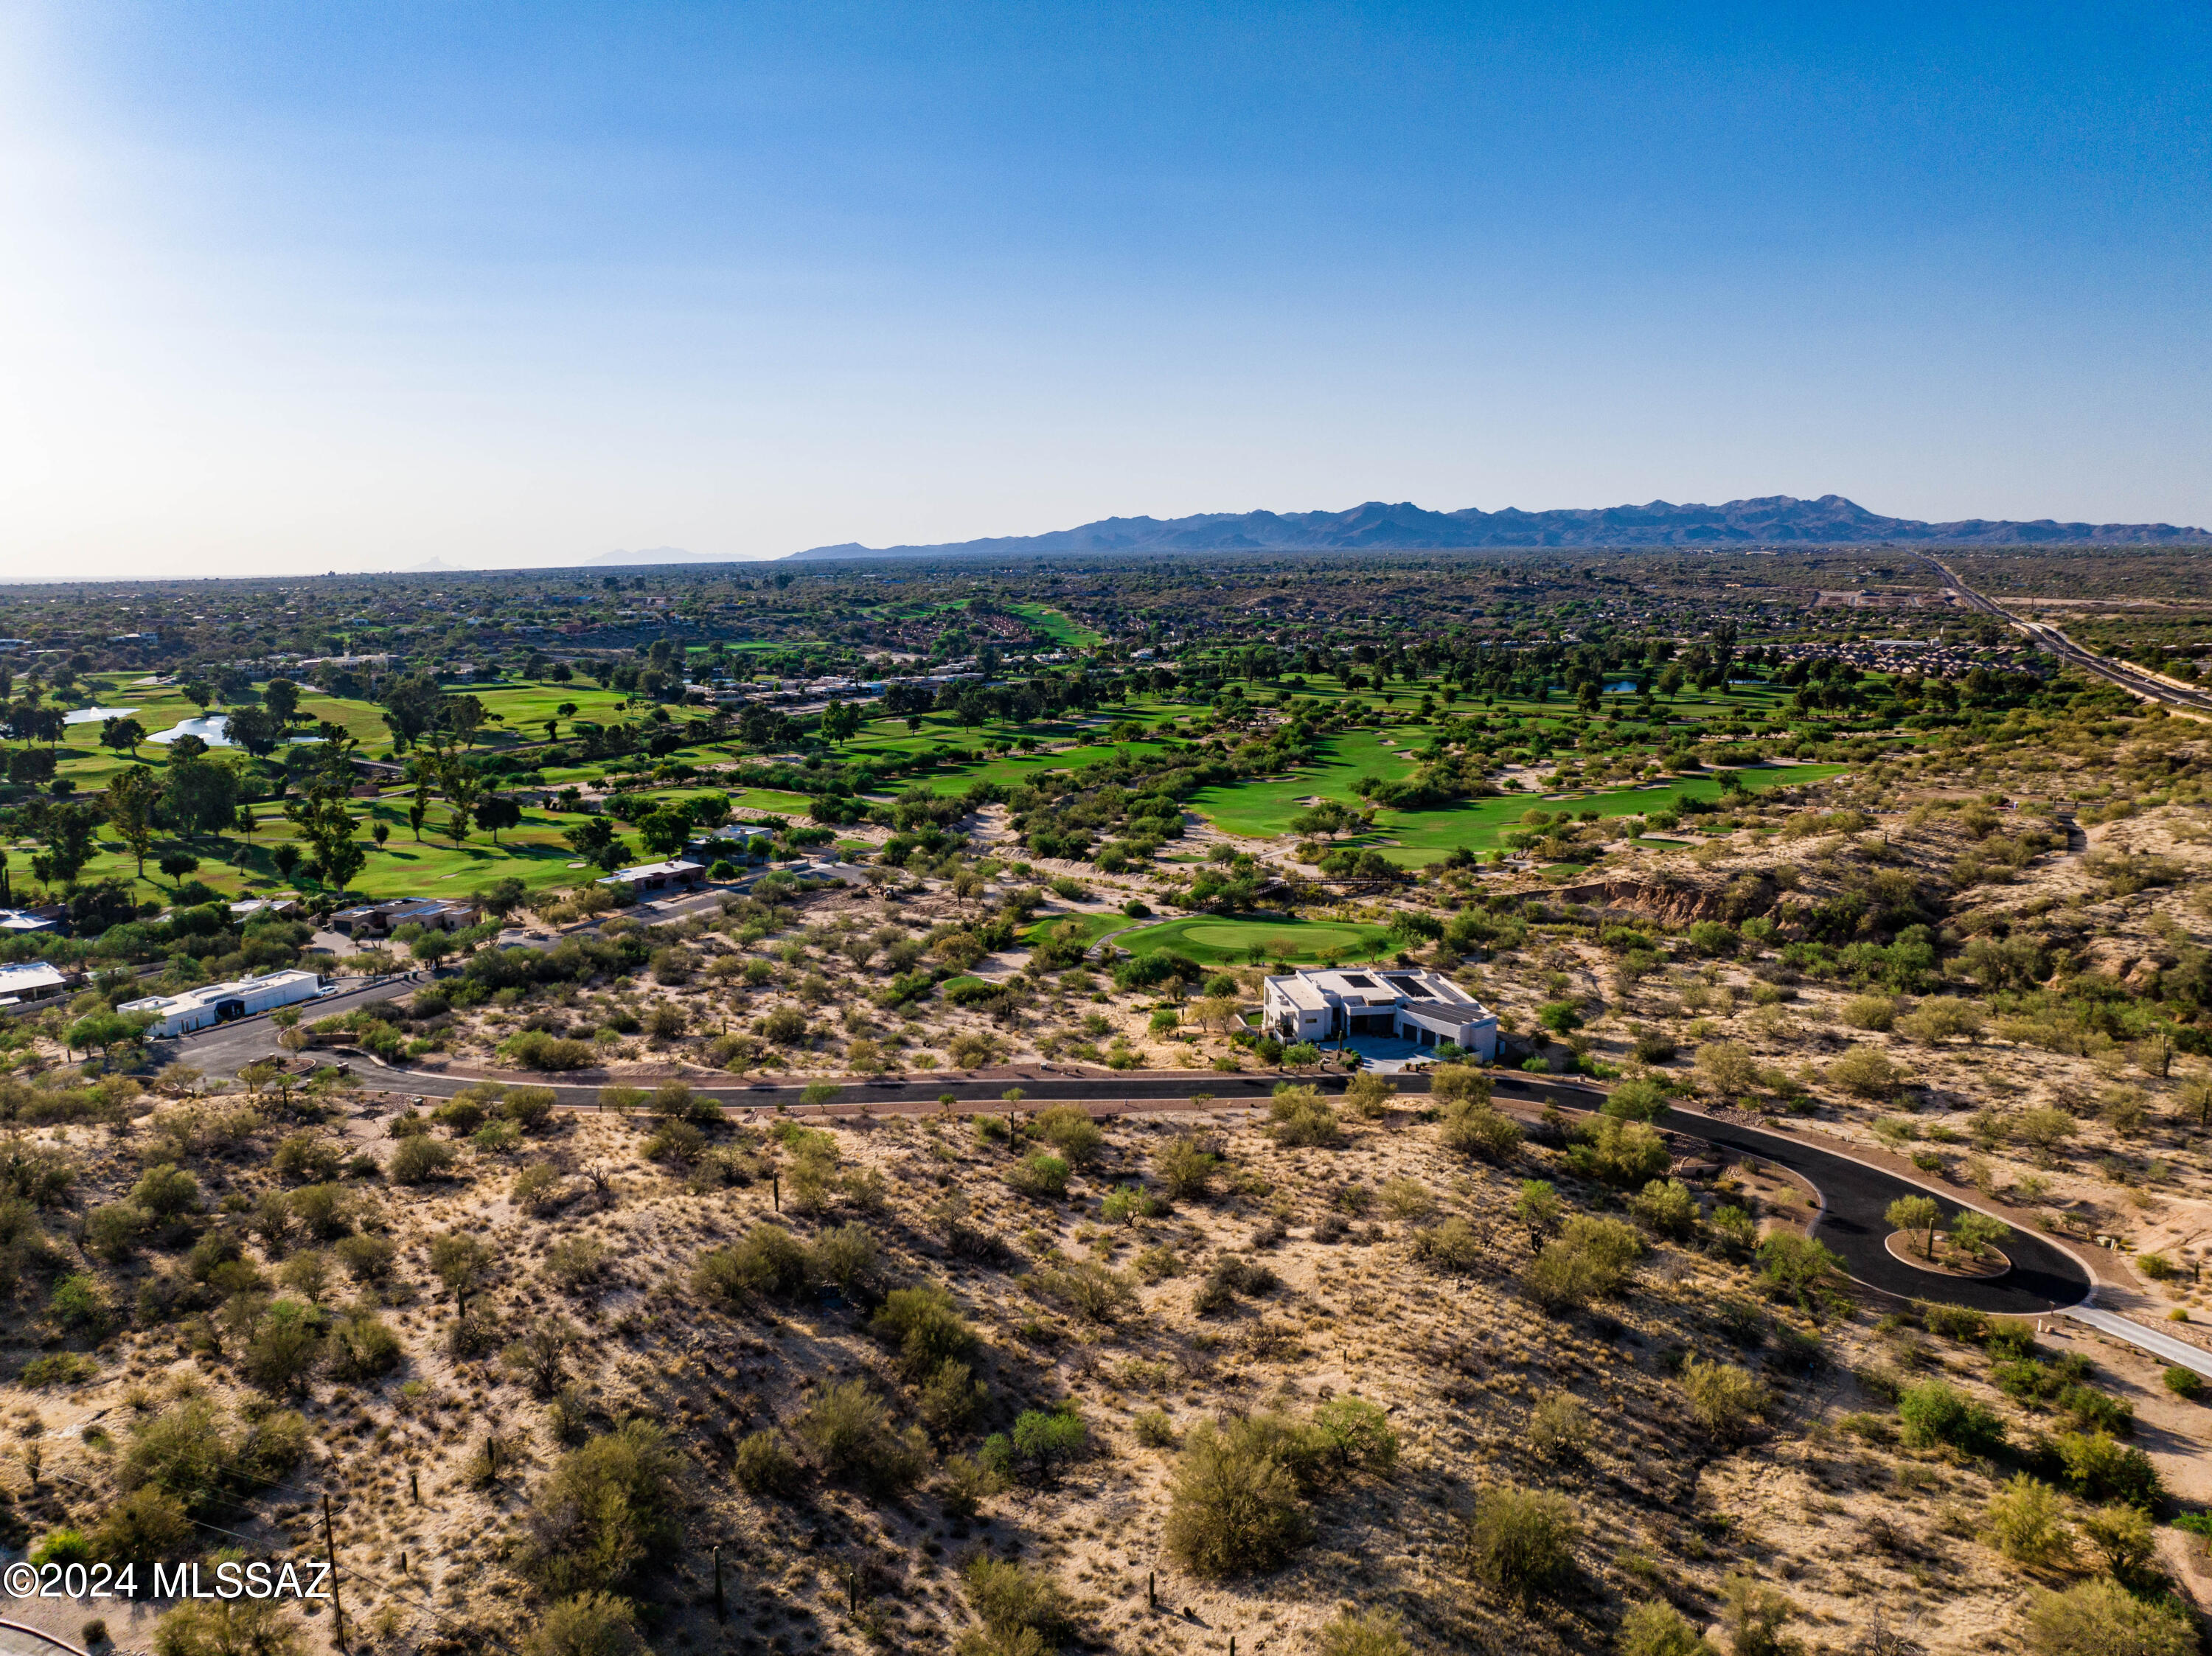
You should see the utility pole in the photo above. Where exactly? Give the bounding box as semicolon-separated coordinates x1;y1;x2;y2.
321;1491;347;1653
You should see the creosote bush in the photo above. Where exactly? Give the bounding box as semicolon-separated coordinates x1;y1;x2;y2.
1463;1483;1579;1603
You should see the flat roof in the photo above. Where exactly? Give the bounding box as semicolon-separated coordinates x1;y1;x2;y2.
1264;965;1492;1017
119;970;321;1016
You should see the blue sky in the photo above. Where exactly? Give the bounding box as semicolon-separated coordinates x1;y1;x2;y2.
1;1;2206;574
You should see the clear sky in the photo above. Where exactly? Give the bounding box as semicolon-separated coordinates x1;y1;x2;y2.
2;1;2206;576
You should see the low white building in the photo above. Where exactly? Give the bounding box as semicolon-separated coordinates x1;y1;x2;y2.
119;970;323;1040
1262;966;1498;1060
0;962;70;1007
597;858;709;899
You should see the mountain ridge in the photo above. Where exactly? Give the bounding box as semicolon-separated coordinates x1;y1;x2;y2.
789;494;2208;559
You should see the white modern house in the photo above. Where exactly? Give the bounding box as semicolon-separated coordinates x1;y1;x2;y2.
0;962;70;1007
1262;965;1498;1060
597;858;709;899
119;970;324;1039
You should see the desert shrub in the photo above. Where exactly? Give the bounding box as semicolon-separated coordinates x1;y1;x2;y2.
1132;1409;1177;1448
938;1451;1008;1521
503;1086;558;1130
88;1486;194;1564
2055;1430;2162;1506
131;1163;200;1222
807;1223;877;1295
389;1135;457;1185
333;1231;396;1283
324;1305;403;1381
522;1422;684;1596
1524;1245;1604;1312
2163;1365;2203;1401
1828;1046;1901;1097
1899;998;1984;1044
123;1398;302;1516
1899;1380;2006;1456
2079;1501;2157;1582
150;1601;309;1656
1376;1176;1434;1220
1527;1392;1593;1462
288;1183;352;1241
1315;1609;1413;1656
1687;921;1739;957
1032;1104;1105;1164
1009;1405;1091;1483
1983;1473;2076;1566
20;1351;96;1389
1101;1183;1164;1225
1618;1601;1718;1656
694;1225;808;1302
796;1381;926;1495
1035;1260;1135;1323
962;1557;1074;1649
1601;1077;1669;1121
1439;1097;1522;1161
525;1593;646;1656
2021;1579;2195;1656
1630;1177;1699;1239
1267;1085;1342;1148
1758;1232;1844;1305
1154;1135;1218;1198
84;1201;147;1264
920;1361;989;1435
271;1133;344;1183
1679;1357;1769;1444
240;1299;325;1394
872;1284;978;1380
1411;1217;1485;1273
732;1429;804;1498
1840;995;1896;1031
1562;1116;1669;1187
1463;1483;1579;1603
1719;1574;1798;1656
1006;1153;1069;1200
1162;1416;1315;1579
500;1031;595;1071
1343;1072;1397;1119
1310;1396;1398;1476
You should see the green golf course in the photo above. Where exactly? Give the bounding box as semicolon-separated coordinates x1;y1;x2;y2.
1113;914;1397;966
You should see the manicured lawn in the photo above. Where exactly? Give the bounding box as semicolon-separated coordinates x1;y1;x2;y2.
1006;602;1104;649
1114;914;1397;966
1366;762;1850;866
1020;911;1128;950
1183;728;1428;837
12;798;596;911
886;741;1180;798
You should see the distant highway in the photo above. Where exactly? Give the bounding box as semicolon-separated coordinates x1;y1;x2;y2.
1918;553;2212;714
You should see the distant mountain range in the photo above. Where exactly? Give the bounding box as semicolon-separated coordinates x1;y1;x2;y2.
790;495;2208;559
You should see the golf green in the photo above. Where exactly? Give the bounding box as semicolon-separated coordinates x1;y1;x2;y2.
1116;915;1396;965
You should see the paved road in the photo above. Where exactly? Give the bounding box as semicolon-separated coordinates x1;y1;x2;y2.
175;1008;2101;1318
2066;1307;2212;1380
1919;553;2212;715
1495;1085;2093;1315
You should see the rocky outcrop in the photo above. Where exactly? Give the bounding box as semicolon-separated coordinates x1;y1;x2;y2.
1549;875;1775;926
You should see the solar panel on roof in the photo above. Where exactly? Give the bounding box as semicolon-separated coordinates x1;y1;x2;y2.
1339;973;1378;989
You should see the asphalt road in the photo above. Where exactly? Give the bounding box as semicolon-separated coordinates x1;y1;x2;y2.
170;1006;2096;1316
1496;1083;2094;1316
1919;553;2212;715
